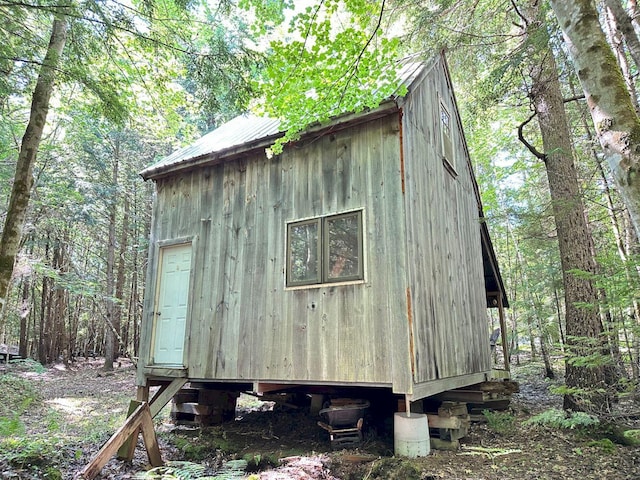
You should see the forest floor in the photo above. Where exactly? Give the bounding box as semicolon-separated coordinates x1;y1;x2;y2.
1;357;640;479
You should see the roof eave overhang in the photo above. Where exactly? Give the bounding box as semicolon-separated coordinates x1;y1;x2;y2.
140;100;401;181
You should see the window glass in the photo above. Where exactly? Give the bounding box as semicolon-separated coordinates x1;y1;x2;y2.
440;100;455;174
286;211;363;287
327;213;361;280
288;220;320;285
440;103;451;137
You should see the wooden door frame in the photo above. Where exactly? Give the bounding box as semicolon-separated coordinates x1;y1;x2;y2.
149;236;197;366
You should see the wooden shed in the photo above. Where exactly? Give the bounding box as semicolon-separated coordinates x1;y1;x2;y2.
135;53;508;412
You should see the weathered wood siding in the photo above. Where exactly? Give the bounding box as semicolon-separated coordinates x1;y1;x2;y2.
402;58;491;384
138;56;492;394
139;115;412;390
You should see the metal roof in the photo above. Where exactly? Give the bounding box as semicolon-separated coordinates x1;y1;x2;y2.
140;57;427;180
140;115;281;179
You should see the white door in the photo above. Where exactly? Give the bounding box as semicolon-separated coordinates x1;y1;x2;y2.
152;243;192;365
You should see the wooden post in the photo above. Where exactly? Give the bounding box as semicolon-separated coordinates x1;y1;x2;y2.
79;402;162;479
497;294;509;372
137;385;150;402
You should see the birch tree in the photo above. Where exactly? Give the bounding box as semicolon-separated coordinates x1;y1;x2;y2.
549;0;640;238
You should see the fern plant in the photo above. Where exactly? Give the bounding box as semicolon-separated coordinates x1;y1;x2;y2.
134;459;250;480
524;408;599;430
134;461;208;479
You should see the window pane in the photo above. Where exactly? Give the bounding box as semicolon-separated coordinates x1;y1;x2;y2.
440;103;451;137
288;221;320;284
327;213;361;280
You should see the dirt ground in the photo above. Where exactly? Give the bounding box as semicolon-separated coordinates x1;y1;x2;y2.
1;357;640;479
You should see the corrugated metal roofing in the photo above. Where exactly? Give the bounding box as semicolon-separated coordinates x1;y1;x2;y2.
141;115;281;179
140;57;428;180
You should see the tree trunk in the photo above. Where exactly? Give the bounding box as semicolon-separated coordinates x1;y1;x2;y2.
18;278;29;358
549;0;640;239
103;141;120;371
522;5;609;412
603;4;640;113
571;70;640;383
537;329;555;380
604;0;640;72
0;14;67;315
38;233;51;363
115;195;129;356
552;285;565;349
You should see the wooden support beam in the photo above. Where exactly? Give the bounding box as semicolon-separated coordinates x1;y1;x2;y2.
137;385;150;402
115;378;187;461
140;404;163;467
497;294;509;372
79;402;162;479
117;400;142;461
436;390;489;402
427;414;468;429
149;378;188;418
254;382;298;394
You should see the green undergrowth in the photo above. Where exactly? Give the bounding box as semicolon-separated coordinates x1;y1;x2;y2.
0;371;120;476
0;374;41;436
8;358;47;373
483;409;517;436
1;436;65;469
525;407;640;450
0;374;61;473
243;453;279;472
525;408;600;431
172;428;238;460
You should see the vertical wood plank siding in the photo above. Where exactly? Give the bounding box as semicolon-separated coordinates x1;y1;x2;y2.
143;116;408;387
139;56;490;393
402;59;490;384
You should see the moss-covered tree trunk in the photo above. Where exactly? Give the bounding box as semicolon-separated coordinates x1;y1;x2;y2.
604;0;640;71
550;0;640;239
0;14;67;314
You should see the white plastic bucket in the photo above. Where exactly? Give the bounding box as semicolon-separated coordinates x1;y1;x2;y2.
394;412;431;457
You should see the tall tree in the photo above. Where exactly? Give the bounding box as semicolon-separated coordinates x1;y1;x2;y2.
603;0;640;71
549;0;640;238
517;2;608;411
0;12;67;315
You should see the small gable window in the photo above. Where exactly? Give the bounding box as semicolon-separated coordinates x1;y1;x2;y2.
440;101;456;175
287;210;364;287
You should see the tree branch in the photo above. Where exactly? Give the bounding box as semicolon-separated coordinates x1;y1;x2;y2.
517;111;546;161
563;94;585;103
337;0;387;109
510;0;529;26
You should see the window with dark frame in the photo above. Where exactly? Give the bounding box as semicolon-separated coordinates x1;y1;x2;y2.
440;101;455;172
287;211;363;287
